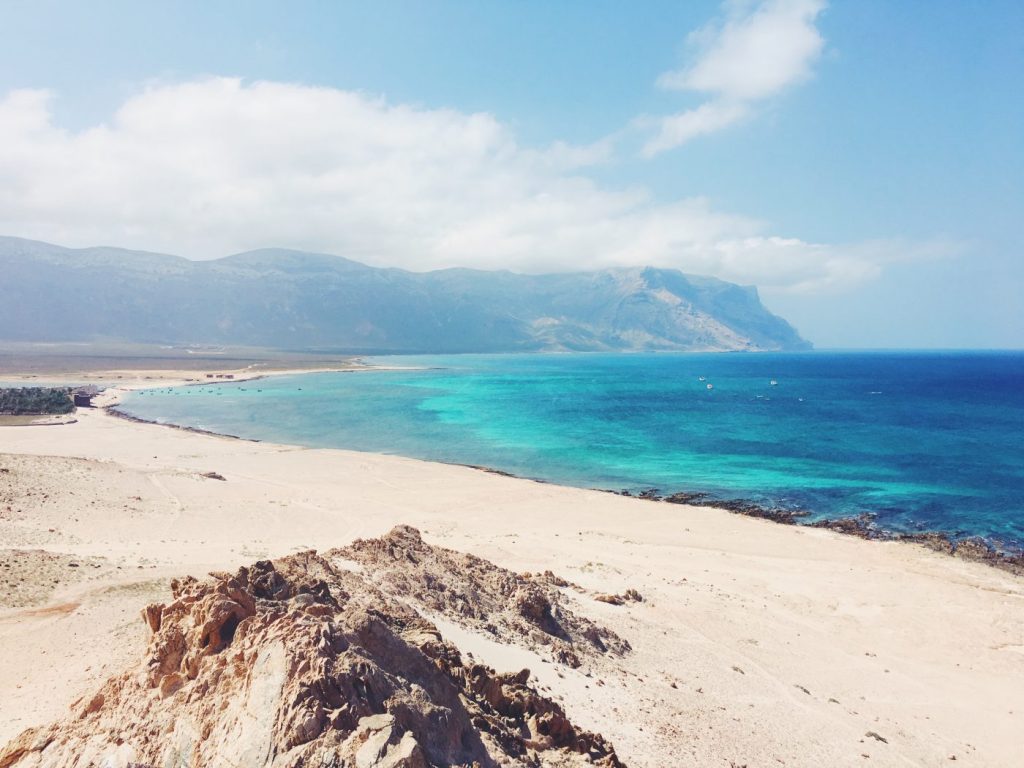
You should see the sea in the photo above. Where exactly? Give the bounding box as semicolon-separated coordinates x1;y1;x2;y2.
119;351;1024;548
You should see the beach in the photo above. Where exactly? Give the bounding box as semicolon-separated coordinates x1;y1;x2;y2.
1;385;1021;767
2;1;1017;761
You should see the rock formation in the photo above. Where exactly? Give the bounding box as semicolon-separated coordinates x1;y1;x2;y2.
338;526;630;669
0;530;623;768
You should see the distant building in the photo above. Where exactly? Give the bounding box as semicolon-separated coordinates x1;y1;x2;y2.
73;391;94;408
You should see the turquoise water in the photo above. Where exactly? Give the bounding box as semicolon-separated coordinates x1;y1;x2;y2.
120;352;1024;547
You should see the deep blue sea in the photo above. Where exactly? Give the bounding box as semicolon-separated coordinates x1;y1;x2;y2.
119;352;1024;547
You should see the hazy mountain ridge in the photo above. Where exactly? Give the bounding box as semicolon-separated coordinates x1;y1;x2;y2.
0;236;809;352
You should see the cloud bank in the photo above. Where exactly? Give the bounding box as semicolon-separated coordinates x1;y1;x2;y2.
0;76;925;295
643;0;826;156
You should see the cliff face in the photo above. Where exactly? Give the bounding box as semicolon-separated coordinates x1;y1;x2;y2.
0;236;810;352
0;527;624;768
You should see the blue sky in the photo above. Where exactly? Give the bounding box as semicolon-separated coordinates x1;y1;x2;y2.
1;0;1021;347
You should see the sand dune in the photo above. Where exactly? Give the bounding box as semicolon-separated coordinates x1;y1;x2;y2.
1;403;1022;766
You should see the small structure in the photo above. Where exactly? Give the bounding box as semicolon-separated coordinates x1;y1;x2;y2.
73;389;97;408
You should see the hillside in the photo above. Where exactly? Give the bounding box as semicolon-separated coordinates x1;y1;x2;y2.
0;237;809;353
0;529;624;768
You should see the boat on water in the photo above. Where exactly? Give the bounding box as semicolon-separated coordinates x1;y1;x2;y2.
706;383;713;390
698;376;706;381
770;379;778;386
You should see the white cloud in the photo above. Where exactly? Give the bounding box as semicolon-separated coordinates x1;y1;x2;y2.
0;77;910;295
639;101;748;158
660;0;826;100
643;0;826;155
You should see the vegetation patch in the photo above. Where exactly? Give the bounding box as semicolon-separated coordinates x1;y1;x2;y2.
0;387;75;415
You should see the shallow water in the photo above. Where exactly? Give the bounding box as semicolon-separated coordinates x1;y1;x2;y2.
120;351;1024;546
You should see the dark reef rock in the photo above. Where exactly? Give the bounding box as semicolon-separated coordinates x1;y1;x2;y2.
662;491;809;525
615;488;1023;579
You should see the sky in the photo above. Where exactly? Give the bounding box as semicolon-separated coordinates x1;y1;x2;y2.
0;0;1021;348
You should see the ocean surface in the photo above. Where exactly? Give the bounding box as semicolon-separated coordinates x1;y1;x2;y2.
119;352;1024;547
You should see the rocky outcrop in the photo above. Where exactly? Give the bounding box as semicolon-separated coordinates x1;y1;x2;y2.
593;590;642;607
337;526;630;669
900;533;1024;577
0;537;623;768
636;489;1024;578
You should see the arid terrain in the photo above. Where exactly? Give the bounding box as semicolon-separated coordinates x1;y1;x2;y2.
1;529;625;767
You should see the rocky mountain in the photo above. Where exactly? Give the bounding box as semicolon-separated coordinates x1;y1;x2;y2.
0;236;809;353
0;527;624;768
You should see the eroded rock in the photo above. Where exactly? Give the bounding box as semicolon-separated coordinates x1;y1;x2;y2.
0;540;623;768
337;526;631;668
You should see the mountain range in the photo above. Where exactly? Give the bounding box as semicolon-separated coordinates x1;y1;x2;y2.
0;236;809;353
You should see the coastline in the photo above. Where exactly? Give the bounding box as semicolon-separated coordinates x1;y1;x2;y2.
642;489;1024;577
2;379;1024;765
104;403;260;442
13;359;1021;576
86;358;425;437
0;354;430;392
105;377;1024;579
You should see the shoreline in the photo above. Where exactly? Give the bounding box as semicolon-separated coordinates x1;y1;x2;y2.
2;383;1023;765
640;489;1024;577
0;355;431;391
104;403;260;442
105;382;1024;579
10;359;1021;578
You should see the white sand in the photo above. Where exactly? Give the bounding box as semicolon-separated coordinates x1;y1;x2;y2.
1;402;1022;766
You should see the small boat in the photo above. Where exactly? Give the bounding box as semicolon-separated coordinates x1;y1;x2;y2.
706;383;714;390
698;376;706;382
770;379;778;386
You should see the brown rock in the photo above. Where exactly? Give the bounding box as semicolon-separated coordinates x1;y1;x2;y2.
0;537;624;768
339;526;631;667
